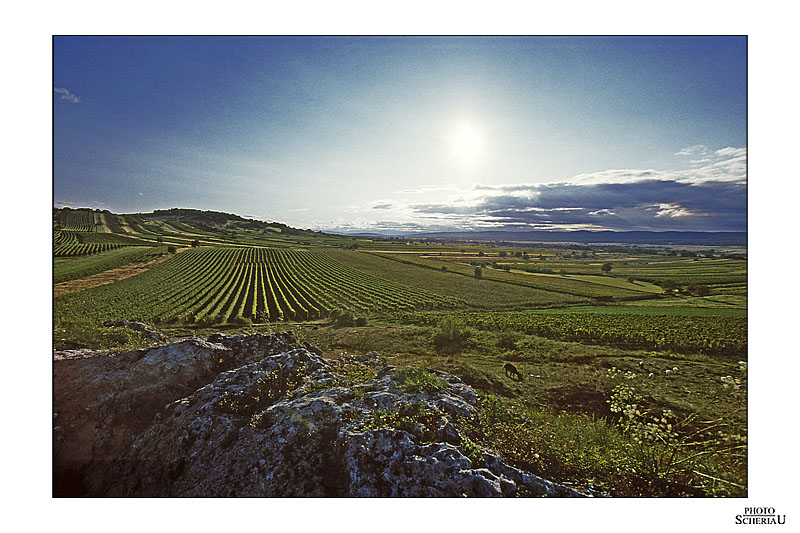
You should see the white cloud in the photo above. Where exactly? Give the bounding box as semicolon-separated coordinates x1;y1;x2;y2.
675;145;708;157
654;203;695;218
715;146;746;158
54;199;108;210
572;169;661;185
388;147;746;232
394;185;460;195
54;87;81;103
572;146;746;186
370;200;395;210
317;145;747;233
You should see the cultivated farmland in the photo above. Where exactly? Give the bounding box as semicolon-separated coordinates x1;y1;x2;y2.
55;246;462;325
52;207;748;497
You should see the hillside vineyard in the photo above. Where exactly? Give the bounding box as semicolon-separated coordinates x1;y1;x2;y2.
56;247;462;324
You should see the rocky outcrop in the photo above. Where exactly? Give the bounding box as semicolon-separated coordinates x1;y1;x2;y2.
53;333;586;497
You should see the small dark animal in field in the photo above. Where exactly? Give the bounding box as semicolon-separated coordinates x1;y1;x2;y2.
504;362;522;381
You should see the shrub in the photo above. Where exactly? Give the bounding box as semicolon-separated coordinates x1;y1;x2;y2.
689;284;712;296
496;332;521;352
660;280;679;291
232;316;252;327
432;317;471;354
198;316;217;327
393;365;447;393
335;311;356;327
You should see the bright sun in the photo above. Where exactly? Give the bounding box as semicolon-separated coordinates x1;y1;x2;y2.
449;120;485;167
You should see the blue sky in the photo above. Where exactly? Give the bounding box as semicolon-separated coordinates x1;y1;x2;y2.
53;36;746;233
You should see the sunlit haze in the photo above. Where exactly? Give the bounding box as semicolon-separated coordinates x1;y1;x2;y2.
53;36;746;234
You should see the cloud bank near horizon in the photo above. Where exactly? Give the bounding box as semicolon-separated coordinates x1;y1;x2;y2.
328;146;747;234
54;144;747;236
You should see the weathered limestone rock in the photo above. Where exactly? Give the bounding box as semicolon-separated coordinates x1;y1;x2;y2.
53;333;587;497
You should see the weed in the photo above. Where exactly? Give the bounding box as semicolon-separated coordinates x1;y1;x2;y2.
393;365;447;393
456;392;629;494
53;317;151;351
364;402;442;436
607;383;747;494
217;368;305;426
460;437;485;467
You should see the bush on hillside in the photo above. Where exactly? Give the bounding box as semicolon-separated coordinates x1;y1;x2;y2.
432;317;471;354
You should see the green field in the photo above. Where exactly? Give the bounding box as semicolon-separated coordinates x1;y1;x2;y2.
55;246;462;325
321;248;589;308
400;309;746;357
52;207;748;496
366;250;676;301
54;245;168;284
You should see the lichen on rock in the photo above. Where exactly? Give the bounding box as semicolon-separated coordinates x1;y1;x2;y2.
53;332;586;497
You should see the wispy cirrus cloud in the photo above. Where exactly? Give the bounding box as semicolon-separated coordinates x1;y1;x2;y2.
54;87;81;103
394;185;461;195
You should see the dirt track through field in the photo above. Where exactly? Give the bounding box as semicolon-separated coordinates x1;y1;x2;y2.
54;248;189;298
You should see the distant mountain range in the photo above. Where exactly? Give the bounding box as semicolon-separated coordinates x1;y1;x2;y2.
342;229;747;246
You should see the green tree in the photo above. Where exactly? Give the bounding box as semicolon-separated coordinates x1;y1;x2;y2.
601;263;613;274
690;284;712;296
660;280;679;292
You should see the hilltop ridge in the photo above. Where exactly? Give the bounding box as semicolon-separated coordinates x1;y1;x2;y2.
55;206;746;247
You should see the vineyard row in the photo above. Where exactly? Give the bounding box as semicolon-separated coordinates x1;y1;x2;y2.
55;246;464;324
54;240;124;257
401;310;746;357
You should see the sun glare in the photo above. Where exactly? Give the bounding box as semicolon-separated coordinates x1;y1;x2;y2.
449;120;485;167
